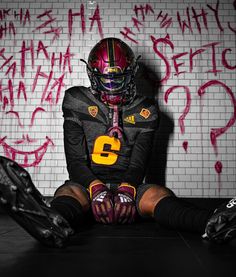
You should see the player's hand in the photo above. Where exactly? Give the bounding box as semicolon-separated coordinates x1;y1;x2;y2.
89;182;114;224
114;183;137;224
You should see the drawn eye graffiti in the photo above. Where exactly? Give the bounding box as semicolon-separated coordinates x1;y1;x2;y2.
30;107;46;128
5;111;23;128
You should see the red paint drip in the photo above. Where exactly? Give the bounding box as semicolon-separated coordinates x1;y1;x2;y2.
210;130;217;155
215;161;222;174
182;141;188;152
215;160;222;194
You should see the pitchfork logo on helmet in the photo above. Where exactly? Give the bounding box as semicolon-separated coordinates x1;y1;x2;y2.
81;37;140;106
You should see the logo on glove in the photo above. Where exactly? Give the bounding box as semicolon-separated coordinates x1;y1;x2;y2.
117;193;133;203
94;191;107;202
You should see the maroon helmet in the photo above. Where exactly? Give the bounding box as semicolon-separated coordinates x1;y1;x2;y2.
83;37;139;105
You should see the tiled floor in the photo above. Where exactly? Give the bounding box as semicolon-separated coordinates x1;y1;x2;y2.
0;198;235;277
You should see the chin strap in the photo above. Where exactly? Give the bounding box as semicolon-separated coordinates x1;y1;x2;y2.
108;105;123;139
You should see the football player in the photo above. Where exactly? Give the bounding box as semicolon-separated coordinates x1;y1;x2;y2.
0;38;235;247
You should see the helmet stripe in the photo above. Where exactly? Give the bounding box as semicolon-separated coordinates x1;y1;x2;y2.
107;39;115;67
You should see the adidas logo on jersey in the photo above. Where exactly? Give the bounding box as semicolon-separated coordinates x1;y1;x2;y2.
124;115;135;124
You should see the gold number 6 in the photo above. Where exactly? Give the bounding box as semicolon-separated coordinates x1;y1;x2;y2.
92;135;121;165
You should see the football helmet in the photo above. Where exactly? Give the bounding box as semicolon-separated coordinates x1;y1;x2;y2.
82;37;139;105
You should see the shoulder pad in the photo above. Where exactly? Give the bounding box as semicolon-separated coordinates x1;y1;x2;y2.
62;86;95;112
65;86;89;99
124;96;158;130
62;86;108;123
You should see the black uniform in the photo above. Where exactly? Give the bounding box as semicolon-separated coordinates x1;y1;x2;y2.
62;86;158;189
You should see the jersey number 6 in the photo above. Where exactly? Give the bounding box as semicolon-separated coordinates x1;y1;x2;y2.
92;135;121;165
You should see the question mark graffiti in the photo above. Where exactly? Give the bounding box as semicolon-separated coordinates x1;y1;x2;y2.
164;85;191;152
198;80;236;184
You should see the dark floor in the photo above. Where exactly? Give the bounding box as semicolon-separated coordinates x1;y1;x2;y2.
0;198;235;277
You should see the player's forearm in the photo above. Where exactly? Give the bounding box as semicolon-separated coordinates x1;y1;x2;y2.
67;161;98;188
122;131;155;187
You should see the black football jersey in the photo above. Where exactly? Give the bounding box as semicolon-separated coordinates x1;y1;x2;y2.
62;86;158;188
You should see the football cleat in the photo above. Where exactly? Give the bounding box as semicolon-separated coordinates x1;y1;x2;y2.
0;156;74;248
203;197;236;243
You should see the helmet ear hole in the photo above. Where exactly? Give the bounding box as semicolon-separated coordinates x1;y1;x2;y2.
87;37;137;105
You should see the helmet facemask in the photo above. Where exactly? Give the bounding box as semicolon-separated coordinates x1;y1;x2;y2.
83;38;140;106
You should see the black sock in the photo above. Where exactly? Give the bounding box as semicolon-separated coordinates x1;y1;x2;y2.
50;196;84;229
154;196;214;233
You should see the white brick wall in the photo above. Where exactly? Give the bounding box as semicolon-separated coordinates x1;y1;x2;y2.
0;0;235;197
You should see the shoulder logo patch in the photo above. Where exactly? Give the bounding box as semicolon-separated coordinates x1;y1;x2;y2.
88;106;98;117
140;108;151;119
124;115;135;124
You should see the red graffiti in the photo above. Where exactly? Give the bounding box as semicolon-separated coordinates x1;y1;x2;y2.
120;27;138;44
182;141;188;153
227;21;236;33
30;107;46;127
121;1;235;44
207;0;223;32
18;40;73;79
202;42;222;76
198;80;236;156
89;5;104;38
17;81;27;102
150;35;174;84
164;86;191;152
193;7;208;34
0;80;15;110
0;21;16;40
134;4;154;21
177;0;223;34
32;66;65;105
156;11;173;29
150;34;235;83
68;5;85;38
0;10;75;168
14;135;36;145
32;10;61;42
68;4;103;39
0;9;11;20
132;17;143;32
198;80;236;177
37;40;49;60
14;8;31;26
0;48;15;78
215;160;222;174
222;49;236;70
6;111;23;128
0;136;54;168
177;8;192;34
20;40;34;78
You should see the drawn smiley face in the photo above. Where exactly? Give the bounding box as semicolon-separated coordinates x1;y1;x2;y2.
0;44;66;168
0;89;56;167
